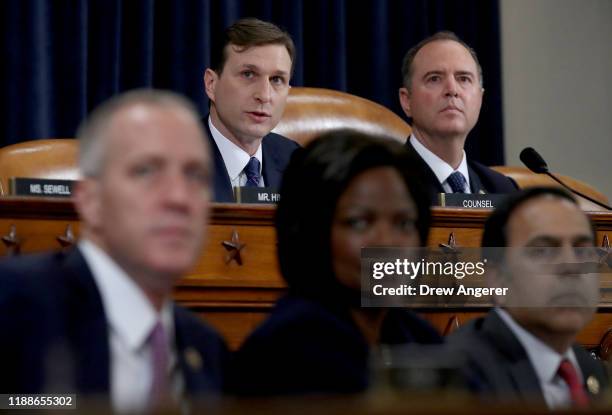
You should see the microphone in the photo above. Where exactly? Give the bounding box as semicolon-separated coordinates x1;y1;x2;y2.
519;147;611;211
519;147;549;174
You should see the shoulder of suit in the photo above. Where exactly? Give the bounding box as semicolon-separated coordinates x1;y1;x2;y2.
468;158;519;190
468;159;508;179
263;132;301;149
174;304;226;341
0;251;65;279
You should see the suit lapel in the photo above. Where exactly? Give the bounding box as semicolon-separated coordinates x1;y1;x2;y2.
173;306;210;396
203;117;235;202
261;134;283;189
404;139;444;194
482;312;545;403
573;345;607;400
467;163;485;194
59;248;111;395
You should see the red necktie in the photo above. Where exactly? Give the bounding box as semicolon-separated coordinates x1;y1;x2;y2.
557;359;589;407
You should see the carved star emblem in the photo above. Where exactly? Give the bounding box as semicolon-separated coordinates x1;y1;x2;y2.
1;224;21;255
56;224;75;248
222;229;246;265
439;232;458;253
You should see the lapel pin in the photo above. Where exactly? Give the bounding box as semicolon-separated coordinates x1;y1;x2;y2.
587;376;600;395
184;347;203;371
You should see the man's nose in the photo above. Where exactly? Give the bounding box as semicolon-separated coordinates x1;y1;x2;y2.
254;79;272;103
444;77;459;97
162;172;192;209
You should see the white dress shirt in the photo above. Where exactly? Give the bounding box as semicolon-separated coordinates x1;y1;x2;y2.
208;116;264;188
79;239;181;414
496;308;582;409
409;135;471;193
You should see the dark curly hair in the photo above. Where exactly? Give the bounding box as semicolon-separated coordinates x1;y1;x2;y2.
275;130;431;305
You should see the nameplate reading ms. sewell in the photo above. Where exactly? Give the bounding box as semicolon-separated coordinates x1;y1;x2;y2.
9;178;74;198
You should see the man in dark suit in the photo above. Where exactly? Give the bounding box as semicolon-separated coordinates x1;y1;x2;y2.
0;90;228;413
203;18;299;202
449;187;607;408
398;31;517;199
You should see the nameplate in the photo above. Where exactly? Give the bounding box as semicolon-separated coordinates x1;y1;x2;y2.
9;177;74;198
234;187;280;204
438;193;509;209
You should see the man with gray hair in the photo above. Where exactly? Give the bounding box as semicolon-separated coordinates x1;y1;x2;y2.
398;31;517;198
0;90;228;413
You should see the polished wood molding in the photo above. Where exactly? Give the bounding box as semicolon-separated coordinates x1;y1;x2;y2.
2;198;612;351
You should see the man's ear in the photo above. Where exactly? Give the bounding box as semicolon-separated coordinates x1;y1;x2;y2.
73;178;102;230
486;262;510;306
398;87;412;118
204;69;218;102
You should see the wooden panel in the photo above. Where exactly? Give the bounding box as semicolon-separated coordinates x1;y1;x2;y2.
1;198;611;351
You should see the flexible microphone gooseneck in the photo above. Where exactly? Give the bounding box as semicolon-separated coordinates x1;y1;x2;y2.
519;147;611;211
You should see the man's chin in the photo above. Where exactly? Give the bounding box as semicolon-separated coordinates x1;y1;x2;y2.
548;307;595;331
146;251;198;278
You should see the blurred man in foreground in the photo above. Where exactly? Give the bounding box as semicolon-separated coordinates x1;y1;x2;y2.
449;187;607;408
0;90;228;413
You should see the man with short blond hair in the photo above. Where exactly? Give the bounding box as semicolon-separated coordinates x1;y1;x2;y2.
0;90;228;413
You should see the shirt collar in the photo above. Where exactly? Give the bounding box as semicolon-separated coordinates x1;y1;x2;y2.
495;308;581;384
208;116;263;182
79;239;174;352
409;134;471;191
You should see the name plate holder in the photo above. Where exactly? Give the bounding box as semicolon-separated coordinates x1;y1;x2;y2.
9;178;75;198
438;193;509;209
234;187;280;204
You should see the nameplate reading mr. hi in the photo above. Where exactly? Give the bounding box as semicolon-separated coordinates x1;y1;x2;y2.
234;187;280;204
9;178;74;198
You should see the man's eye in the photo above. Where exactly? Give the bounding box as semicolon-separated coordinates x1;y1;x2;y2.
427;75;441;83
525;247;556;261
458;75;472;83
271;76;286;86
242;70;255;79
186;169;209;186
131;164;156;177
396;217;417;232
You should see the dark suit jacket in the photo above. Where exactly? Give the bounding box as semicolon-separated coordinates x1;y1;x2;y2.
203;118;300;202
0;249;229;400
447;310;608;405
404;139;518;201
229;294;442;396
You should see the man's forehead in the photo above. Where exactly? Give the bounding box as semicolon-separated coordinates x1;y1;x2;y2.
104;104;207;159
414;40;477;71
226;43;291;67
507;196;591;242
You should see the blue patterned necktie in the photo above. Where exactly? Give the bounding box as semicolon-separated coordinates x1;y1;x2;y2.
244;157;261;187
447;171;467;193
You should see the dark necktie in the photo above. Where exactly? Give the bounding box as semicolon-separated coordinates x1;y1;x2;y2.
149;321;170;408
557;359;589;407
244;157;261;187
447;171;467;193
